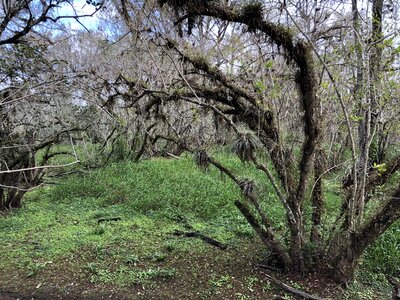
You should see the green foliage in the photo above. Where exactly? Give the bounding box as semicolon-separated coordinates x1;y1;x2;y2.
26;261;49;278
88;264;177;285
254;80;266;94
0;151;397;297
112;135;129;162
0;153;256;289
344;271;391;300
363;220;400;275
372;162;387;174
209;274;232;289
264;60;274;69
49;156;243;218
350;114;364;122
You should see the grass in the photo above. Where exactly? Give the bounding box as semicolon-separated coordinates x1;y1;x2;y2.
0;151;397;299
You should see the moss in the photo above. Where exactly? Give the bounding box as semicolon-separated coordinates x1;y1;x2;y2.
241;1;265;32
158;0;210;15
159;0;211;35
189;54;210;70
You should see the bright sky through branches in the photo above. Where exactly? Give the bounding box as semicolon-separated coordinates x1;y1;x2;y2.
56;0;100;31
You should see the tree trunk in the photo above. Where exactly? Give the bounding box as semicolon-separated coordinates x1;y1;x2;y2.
328;185;400;283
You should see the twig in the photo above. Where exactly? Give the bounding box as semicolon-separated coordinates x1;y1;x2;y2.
166;152;180;159
0;161;80;174
0;182;45;192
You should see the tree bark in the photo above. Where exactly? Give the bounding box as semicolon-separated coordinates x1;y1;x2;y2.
329;185;400;283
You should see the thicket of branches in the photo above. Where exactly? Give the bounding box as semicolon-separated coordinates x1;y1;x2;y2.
1;0;400;284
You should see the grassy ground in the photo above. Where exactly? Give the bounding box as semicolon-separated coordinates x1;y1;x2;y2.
0;153;397;299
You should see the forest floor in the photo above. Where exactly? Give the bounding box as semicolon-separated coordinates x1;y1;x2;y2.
0;154;395;299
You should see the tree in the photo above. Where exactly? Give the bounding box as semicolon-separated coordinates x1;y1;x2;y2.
1;0;399;286
0;0;103;209
111;0;400;284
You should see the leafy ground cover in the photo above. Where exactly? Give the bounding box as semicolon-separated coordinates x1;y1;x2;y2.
0;153;397;299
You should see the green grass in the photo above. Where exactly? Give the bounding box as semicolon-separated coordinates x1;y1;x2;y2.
0;154;258;289
0;152;398;298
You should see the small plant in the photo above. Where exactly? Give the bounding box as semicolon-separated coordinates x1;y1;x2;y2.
26;261;48;277
163;240;177;252
124;254;140;266
129;268;177;285
232;132;260;163
238;178;256;197
344;280;377;300
85;262;113;284
209;274;232;294
92;224;106;235
85;262;101;274
91;268;113;284
233;223;254;238
363;221;400;275
372;162;387;175
262;281;273;293
235;293;253;300
245;276;259;292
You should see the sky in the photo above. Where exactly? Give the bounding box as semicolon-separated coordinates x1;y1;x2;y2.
56;0;100;31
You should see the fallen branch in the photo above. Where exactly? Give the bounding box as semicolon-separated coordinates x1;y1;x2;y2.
260;272;325;300
0;161;80;174
97;217;122;224
0;182;45;192
172;230;227;250
166;152;180;159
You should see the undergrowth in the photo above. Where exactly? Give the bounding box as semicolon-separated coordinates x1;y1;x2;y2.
0;152;397;298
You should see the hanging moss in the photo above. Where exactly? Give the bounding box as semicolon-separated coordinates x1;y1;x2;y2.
159;0;210;13
158;0;186;8
241;1;264;32
158;0;212;35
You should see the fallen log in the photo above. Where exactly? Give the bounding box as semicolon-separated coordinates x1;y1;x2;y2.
260;271;325;300
172;230;227;250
